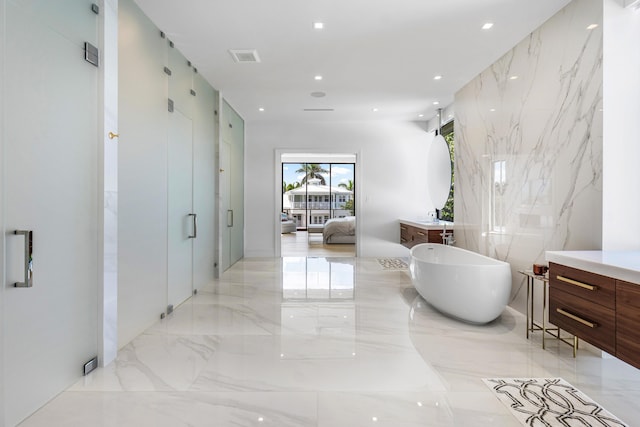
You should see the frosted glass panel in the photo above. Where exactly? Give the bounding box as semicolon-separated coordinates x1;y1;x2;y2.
192;75;217;289
168;109;194;307
9;0;98;45
169;46;193;119
117;0;169;348
4;2;98;425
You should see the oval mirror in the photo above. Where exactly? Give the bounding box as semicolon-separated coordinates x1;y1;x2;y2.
427;134;452;210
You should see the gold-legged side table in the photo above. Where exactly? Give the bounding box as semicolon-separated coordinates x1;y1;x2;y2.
519;270;578;357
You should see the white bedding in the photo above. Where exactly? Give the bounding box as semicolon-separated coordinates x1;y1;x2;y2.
323;216;356;243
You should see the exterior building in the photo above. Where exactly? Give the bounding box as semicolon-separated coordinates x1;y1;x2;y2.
283;179;354;228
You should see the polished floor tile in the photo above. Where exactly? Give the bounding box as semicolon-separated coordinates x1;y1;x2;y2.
19;257;640;426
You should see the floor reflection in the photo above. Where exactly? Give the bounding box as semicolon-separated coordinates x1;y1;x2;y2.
280;257;357;359
281;257;355;301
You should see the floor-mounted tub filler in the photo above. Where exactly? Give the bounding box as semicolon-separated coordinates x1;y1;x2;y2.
409;243;512;324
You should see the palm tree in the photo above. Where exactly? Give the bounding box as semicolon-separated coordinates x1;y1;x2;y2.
296;163;328;185
285;182;300;191
338;179;354;191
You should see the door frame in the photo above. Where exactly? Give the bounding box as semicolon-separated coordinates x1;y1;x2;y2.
274;149;362;257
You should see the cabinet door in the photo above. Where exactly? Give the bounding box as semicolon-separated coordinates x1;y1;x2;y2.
616;280;640;369
3;2;98;424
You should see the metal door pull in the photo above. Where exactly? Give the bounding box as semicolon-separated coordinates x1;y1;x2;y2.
14;230;33;288
188;213;198;238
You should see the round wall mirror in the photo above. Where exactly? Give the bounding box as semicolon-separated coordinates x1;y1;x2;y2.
427;134;452;210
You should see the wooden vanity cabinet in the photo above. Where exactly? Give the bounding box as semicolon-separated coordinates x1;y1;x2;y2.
549;262;640;369
549;263;616;354
616;280;640;369
399;222;451;248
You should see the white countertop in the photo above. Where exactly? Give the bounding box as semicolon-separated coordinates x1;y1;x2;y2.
400;219;454;230
546;250;640;284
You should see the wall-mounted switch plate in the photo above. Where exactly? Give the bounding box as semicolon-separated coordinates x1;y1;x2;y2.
168;99;174;112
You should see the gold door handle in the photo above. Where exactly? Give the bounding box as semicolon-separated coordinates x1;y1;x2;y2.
108;132;119;140
556;275;597;291
556;308;597;328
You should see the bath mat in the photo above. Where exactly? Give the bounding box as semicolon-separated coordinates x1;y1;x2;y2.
483;378;628;427
376;258;408;270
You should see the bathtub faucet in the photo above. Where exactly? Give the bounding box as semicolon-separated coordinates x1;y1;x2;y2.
440;223;455;246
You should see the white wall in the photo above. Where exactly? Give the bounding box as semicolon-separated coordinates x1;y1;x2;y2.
245;120;433;258
602;0;640;250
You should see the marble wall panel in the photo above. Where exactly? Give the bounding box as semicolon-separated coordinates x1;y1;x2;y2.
454;0;603;313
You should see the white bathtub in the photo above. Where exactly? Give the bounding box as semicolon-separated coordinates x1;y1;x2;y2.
409;243;512;324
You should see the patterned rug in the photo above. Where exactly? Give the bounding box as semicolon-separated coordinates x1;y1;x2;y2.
376;258;409;270
484;378;628;427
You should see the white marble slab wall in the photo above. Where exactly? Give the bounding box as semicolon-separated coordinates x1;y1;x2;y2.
454;0;603;313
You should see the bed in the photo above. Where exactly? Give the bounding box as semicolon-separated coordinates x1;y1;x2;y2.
323;216;356;244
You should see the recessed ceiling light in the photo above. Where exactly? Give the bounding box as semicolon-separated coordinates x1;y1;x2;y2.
433;101;440;105
313;22;324;30
490;108;496;112
509;75;519;80
482;22;494;30
372;108;379;112
434;75;442;80
586;24;598;30
314;75;323;81
418;114;424;118
258;107;265;112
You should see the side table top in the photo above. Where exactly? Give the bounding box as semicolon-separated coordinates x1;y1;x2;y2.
518;270;550;282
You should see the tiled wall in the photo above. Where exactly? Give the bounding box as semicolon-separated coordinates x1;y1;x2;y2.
454;0;603;312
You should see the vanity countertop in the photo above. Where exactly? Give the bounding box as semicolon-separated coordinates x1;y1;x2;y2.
400;219;454;230
546;250;640;284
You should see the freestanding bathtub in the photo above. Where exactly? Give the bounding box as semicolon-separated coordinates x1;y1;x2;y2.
409;243;512;324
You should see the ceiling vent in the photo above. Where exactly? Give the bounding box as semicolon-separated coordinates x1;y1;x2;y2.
229;49;261;63
303;108;334;112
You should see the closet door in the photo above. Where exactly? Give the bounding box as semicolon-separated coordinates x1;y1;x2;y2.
3;1;99;425
167;109;194;307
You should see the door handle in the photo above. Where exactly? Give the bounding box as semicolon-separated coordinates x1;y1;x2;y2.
14;230;33;288
188;213;197;238
227;209;234;227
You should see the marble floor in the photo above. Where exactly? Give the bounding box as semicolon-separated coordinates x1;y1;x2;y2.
19;257;640;426
281;231;356;257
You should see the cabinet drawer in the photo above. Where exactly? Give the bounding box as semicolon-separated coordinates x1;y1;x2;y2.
616;280;640;369
414;229;429;244
549;263;615;309
549;287;615;354
428;229;443;243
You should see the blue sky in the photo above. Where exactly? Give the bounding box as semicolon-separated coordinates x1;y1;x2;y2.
282;163;354;188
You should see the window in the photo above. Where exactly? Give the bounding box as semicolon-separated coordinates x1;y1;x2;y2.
440;120;454;222
282;162;355;229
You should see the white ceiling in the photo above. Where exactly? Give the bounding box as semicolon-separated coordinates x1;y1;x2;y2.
133;0;572;123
